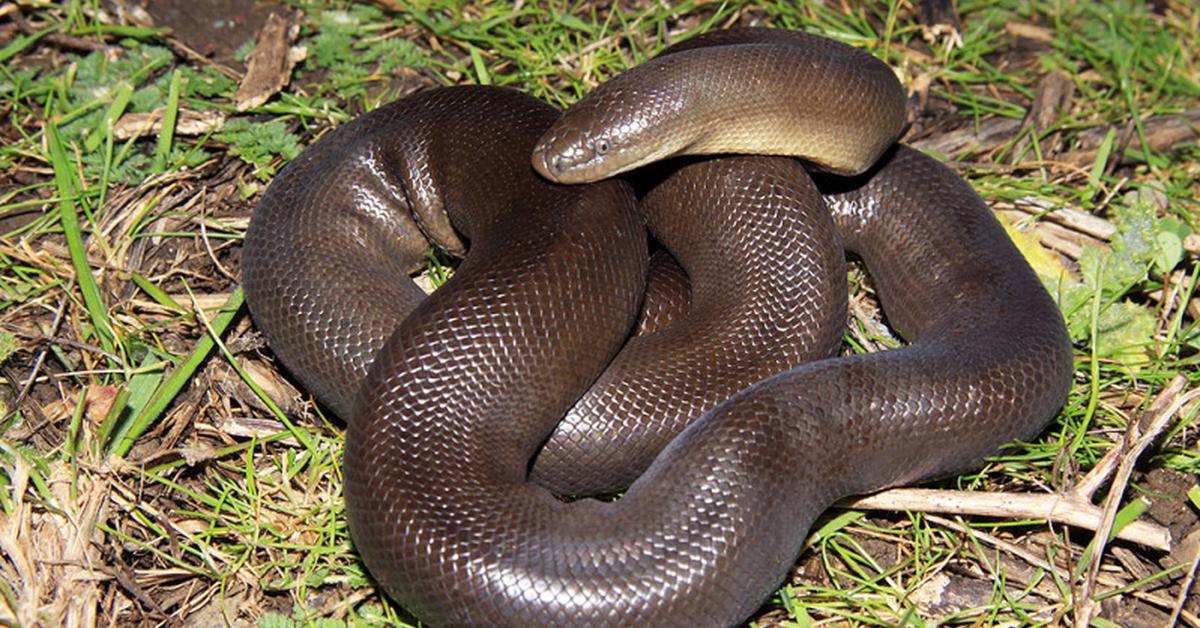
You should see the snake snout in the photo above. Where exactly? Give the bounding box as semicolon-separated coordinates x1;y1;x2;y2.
532;148;566;182
532;126;603;184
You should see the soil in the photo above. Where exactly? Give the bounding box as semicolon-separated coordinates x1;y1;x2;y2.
144;0;285;64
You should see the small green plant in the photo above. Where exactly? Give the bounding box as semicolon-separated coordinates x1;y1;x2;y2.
1052;187;1194;365
56;42;173;145
0;329;17;367
299;6;428;97
216;119;303;179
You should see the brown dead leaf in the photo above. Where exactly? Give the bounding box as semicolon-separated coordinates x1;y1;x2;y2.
218;357;304;417
234;12;305;111
84;385;121;424
907;71;933;123
41;384;120;425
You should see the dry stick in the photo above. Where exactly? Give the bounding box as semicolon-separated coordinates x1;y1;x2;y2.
1071;423;1129;500
1009;197;1118;241
840;487;1170;551
837;380;1192;594
13;330;124;365
1074;376;1200;628
12;8;112;53
163;37;243;81
909;117;1022;157
913;108;1200;170
198;212;238;282
1019;217;1092;259
1170;539;1200;628
1058;108;1200;168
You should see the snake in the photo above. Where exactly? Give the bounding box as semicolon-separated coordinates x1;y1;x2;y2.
242;28;1073;626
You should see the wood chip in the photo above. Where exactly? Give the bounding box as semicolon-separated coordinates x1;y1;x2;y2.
1059;108;1200;167
910;117;1022;158
1008;196;1117;241
234;12;305;111
1015;71;1075;158
113;109;226;140
1185;233;1200;256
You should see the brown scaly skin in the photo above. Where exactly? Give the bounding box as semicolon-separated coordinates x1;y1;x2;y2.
243;28;1071;627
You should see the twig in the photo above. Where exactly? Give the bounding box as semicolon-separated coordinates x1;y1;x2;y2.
13;7;111;53
1170;540;1200;628
924;513;1061;577
1071;427;1127;500
1074;376;1199;628
839;487;1171;551
11;328;124;366
1009;196;1118;241
197;208;238;282
909;117;1022;157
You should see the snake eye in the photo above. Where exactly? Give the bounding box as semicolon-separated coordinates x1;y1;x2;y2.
594;138;611;156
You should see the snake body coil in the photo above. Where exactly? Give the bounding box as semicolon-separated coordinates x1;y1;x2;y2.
243;28;1072;626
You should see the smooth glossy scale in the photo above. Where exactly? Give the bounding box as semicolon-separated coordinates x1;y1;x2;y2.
243;28;1072;627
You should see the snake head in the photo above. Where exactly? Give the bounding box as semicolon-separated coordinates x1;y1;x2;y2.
532;130;616;184
532;72;692;185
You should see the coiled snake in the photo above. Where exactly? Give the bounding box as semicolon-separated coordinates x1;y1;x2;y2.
243;28;1072;626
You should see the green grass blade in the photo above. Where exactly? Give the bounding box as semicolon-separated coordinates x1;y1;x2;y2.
154;69;183;173
83;82;133;153
0;22;62;64
130;273;188;313
45;122;118;358
111;288;245;456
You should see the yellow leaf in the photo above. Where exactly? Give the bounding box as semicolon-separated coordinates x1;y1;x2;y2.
1002;220;1071;283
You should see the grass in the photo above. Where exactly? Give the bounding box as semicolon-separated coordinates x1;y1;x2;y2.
0;0;1198;625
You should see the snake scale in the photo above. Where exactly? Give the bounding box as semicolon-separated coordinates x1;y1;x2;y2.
242;28;1073;626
